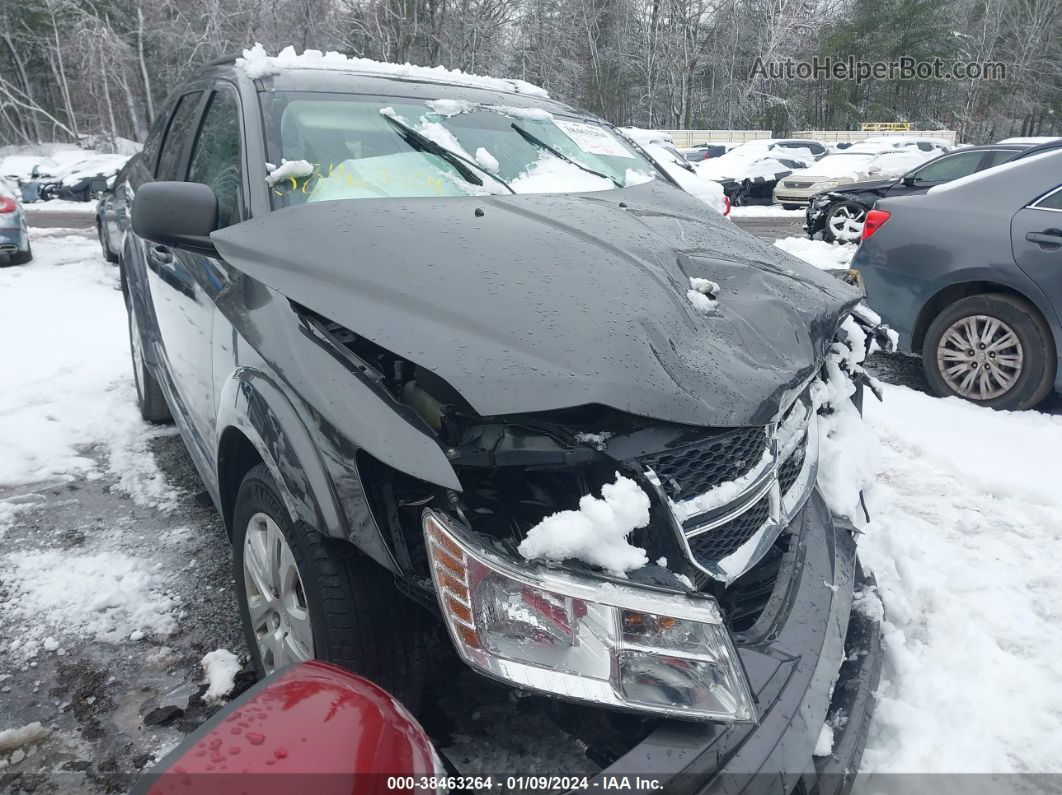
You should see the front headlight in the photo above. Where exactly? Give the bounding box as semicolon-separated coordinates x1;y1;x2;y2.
423;511;756;722
811;180;841;190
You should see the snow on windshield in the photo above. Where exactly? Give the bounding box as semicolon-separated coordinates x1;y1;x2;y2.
238;43;548;98
509;152;617;193
268;95;654;204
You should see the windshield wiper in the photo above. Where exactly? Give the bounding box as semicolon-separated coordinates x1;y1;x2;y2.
380;111;515;194
510;122;622;188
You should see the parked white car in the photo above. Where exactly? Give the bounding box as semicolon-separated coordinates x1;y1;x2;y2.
620;128;730;216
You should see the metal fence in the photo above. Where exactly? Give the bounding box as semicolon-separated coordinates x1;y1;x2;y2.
657;129;957;147
793;129;958;145
659;130;772;147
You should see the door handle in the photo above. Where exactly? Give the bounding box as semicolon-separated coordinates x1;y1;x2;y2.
148;244;174;265
1026;230;1062;247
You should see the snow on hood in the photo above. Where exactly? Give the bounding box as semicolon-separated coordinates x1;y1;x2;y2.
236;44;548;98
212;179;859;427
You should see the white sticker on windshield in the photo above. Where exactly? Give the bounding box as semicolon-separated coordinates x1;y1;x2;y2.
554;121;634;159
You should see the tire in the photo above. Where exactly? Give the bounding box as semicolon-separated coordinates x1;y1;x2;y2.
822;201;868;244
97;220;118;263
781;203;801;210
128;305;172;423
232;463;428;706
922;293;1055;410
9;244;32;265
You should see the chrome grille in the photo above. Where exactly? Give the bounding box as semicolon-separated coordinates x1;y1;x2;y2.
643;396;818;584
688;495;772;563
638;426;767;501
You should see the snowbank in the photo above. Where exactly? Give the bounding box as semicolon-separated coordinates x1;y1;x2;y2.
237;44;548;98
517;474;651;574
774;237;857;271
729;205;805;217
859;386;1062;772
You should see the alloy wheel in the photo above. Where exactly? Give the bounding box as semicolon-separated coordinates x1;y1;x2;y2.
936;314;1024;400
827;204;866;242
243;512;315;673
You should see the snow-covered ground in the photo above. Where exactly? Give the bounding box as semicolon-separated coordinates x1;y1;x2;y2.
775;235;857;270
729;205;806;217
19;199;98;214
1;233;1060;780
858;389;1062;774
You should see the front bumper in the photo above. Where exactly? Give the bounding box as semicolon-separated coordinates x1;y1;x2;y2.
591;492;882;794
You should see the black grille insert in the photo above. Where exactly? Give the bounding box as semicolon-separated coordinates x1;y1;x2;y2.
687;495;771;564
778;442;806;495
641;426;767;501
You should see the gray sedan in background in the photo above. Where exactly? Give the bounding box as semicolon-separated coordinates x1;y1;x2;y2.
0;178;32;265
852;148;1062;410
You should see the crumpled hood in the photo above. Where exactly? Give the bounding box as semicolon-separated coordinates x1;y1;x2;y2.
212;180;859;427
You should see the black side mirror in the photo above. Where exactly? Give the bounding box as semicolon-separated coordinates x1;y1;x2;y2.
902;174;918;187
133;181;218;256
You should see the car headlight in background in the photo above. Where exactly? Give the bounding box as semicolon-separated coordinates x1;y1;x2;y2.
423;510;756;722
811;179;843;191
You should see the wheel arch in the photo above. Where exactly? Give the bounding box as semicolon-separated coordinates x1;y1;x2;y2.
215;370;346;545
910;280;1054;355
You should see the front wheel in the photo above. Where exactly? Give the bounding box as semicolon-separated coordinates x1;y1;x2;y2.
232;463;428;706
922;293;1055;410
822;201;867;244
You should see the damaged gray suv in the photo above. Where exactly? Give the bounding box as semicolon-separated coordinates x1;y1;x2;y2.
124;47;884;791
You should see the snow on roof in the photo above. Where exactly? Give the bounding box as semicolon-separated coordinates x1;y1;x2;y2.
997;136;1061;145
236;44;549;98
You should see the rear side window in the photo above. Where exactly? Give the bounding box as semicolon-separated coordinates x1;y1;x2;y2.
156;92;204;181
1035;187;1062;211
188;89;243;228
983;149;1019;168
912;151;983;183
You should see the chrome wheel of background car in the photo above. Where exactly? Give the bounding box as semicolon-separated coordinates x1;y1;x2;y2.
826;203;866;242
936;314;1024;400
243;512;315;673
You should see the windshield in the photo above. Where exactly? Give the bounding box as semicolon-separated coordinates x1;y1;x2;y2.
262;93;657;206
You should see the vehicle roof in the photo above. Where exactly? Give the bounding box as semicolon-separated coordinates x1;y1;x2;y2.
193;58;583;118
